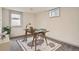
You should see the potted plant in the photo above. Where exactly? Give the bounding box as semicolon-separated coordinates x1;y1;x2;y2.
2;26;11;38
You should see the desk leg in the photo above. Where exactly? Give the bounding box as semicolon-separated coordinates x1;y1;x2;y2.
22;36;27;42
25;35;27;41
22;31;27;42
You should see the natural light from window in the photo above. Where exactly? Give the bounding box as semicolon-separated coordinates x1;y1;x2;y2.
11;14;21;27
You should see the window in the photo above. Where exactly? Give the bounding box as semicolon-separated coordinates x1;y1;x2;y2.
10;10;22;27
49;7;59;17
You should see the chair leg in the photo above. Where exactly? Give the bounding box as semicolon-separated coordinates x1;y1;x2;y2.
31;36;35;49
45;36;48;45
35;38;37;51
43;33;48;45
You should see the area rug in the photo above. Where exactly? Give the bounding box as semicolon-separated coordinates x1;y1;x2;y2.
17;37;62;51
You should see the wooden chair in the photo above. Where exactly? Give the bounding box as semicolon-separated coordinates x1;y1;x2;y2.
31;29;48;51
23;26;35;42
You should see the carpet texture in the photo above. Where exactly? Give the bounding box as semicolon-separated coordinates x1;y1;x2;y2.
17;37;62;51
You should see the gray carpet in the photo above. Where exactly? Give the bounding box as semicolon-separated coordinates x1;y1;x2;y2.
10;38;23;51
10;36;79;51
16;37;62;51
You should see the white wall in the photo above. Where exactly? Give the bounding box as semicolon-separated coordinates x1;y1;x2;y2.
11;13;35;37
2;8;36;37
35;7;79;47
0;8;2;38
2;8;10;27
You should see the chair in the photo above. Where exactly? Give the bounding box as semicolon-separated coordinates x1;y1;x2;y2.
23;26;35;42
31;29;48;51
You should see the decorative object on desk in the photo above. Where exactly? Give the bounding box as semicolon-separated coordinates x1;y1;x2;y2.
17;37;62;51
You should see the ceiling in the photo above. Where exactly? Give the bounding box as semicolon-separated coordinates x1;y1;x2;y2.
5;7;56;13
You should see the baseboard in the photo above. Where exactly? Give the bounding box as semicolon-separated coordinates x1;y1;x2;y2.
47;36;79;48
10;35;32;39
10;35;25;39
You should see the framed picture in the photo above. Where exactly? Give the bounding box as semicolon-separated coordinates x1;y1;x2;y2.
49;7;59;17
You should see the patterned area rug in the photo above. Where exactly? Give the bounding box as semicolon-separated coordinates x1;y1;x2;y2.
17;37;62;51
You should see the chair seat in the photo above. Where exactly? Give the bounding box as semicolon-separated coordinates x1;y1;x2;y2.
27;39;44;47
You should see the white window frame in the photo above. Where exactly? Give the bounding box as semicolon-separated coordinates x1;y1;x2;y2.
49;7;60;17
10;10;23;27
